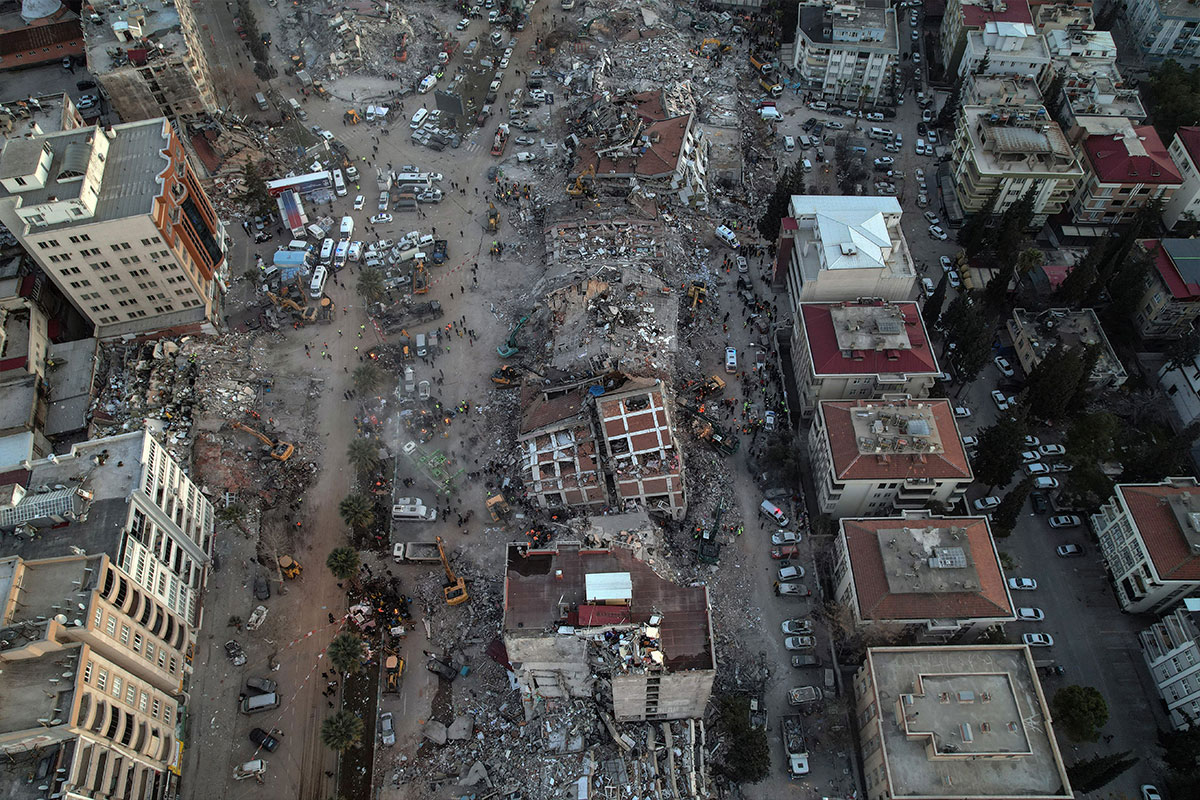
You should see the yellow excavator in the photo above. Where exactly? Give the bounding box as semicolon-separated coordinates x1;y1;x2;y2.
413;259;429;294
486;203;500;232
566;164;596;197
229;421;295;461
687;281;708;310
265;291;317;323
436;536;468;606
278;555;302;578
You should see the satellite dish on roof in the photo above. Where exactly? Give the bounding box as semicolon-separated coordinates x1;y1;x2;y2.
21;0;63;23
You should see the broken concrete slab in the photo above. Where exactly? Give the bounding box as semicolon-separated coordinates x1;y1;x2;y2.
421;720;447;744
447;713;473;740
458;760;490;786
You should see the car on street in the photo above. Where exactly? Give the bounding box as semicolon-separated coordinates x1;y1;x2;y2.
250;728;280;752
380;712;395;746
1023;435;1041;447
318;129;334;141
353;195;365;210
991;390;1009;411
1031;492;1049;513
764;409;777;431
1051;463;1073;473
737;255;748;273
785;636;817;650
1024;462;1050;476
912;29;919;39
939;255;953;272
253;574;270;601
825;120;845;130
948;270;961;288
515;136;535;145
913;52;922;64
954;405;971;418
1021;450;1041;463
771;545;798;559
1008;577;1038;590
371;213;393;224
874;157;895;167
77;95;98;109
1048;516;1082;531
994;356;1014;376
378;192;389;211
1142;786;1162;800
418;380;431;400
725;347;737;372
776;582;811;597
1056;544;1084;557
1033;476;1060;490
929;225;948;240
1039;444;1066;457
772;531;801;545
1022;632;1054;647
923;211;940;225
778;565;806;581
782;618;815;635
516;151;536;161
973;496;1001;512
792;654;819;667
1017;607;1045;621
418;190;443;203
457;17;470;28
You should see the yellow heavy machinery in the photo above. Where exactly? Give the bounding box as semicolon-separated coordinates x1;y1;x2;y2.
750;54;775;76
265;291;317;323
383;650;404;692
344;108;361;125
490;365;522;385
436;536;468;606
566;164;595;197
486;203;500;232
278;555;302;579
687;281;708;310
230;421;295;461
485;493;511;522
413;260;429;294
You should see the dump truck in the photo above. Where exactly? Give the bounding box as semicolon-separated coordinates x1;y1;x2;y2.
788;685;824;705
391;541;442;563
758;77;783;98
782;714;810;778
490;123;510;156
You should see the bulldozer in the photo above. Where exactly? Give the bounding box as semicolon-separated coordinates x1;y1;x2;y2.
485;493;511;522
383;651;404;692
566;164;596;197
437;536;468;606
278;555;302;579
344;109;361;125
229;421;295;461
490;365;522;386
486;203;500;232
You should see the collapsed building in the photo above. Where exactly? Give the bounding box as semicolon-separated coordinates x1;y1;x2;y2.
502;540;716;722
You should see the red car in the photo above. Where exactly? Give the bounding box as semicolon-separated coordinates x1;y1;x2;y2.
771;545;798;559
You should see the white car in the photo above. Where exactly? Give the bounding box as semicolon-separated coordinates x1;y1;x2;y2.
973;496;1001;512
515;136;535;145
923;211;940;225
1023;435;1041;447
912;29;919;39
378;192;389;211
991;390;1009;411
457;17;470;29
353;195;365;210
428;173;443;182
874;157;895;167
948;270;961;288
764;409;777;431
1007;577;1037;591
737;256;748;273
954;405;971;418
912;52;922;64
500;57;510;68
772;531;801;545
994;356;1014;376
1048;515;1081;528
319;129;334;141
380;712;395;746
516;151;536;161
825;120;845;130
778;565;805;581
1033;476;1060;490
1020;450;1041;463
962;435;978;448
1142;786;1162;800
725;347;737;372
1039;444;1066;457
1024;462;1050;476
370;213;393;224
1022;633;1054;647
939;255;953;272
929;225;948;240
1017;607;1044;621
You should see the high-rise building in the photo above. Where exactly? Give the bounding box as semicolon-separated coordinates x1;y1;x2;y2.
1124;0;1200;66
791;0;899;105
0;119;226;338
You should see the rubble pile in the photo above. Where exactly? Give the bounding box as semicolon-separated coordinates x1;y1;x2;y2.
279;7;440;88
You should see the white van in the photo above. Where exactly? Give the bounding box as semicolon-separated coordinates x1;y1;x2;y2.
319;238;335;263
392;503;437;521
760;500;790;528
348;241;362;262
715;225;740;249
333;169;347;197
339;215;354;239
306;223;325;240
410;108;429;129
418;75;438;94
288;97;307;120
809;101;829;111
309;265;328;299
334;240;349;266
416;332;427;357
759;107;782;121
869;127;893;141
802;159;813;172
784;135;796;152
287;239;310;251
240;692;280;714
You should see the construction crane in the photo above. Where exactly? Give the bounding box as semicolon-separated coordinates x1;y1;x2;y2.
496;314;529;358
229;421;295;461
566;164;595;197
436;536;468;606
486;203;500;232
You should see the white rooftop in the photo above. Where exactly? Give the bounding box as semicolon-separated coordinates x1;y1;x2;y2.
790;196;902;271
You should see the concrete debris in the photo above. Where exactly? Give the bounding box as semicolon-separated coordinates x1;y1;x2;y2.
421;720;448;745
447;714;474;740
458;760;490;786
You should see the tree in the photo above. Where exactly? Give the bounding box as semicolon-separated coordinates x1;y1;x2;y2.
758;164;805;241
972;415;1027;490
1052;685;1109;741
941;293;992;384
357;267;385;304
1123;421;1200;483
1166;325;1200;371
338;493;375;531
1157;725;1200;773
327;632;366;674
325;546;360;581
923;272;949;329
1055;249;1099;307
715;695;770;783
1064;412;1119;509
238;162;276;218
985;259;1017;309
974;51;990;75
992;478;1033;536
936;78;962;130
352;363;383;395
1067;751;1139;793
1145;59;1200;141
346;437;381;477
1042;73;1066;123
320;709;364;751
1024;343;1094;421
960;187;1001;256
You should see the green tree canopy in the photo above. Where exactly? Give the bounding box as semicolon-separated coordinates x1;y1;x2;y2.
325;546;360;581
1066;751;1139;793
327;632;366;675
338;493;375;531
1145;59;1200;141
352;363;384;395
992;478;1033;537
941;293;992;384
356;267;385;304
1023;343;1095;422
923;272;949;330
715;695;770;783
972;414;1027;490
346;437;381;476
319;709;365;751
758;163;805;241
1052;685;1109;741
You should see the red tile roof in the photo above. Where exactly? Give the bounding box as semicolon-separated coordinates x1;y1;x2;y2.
1144;238;1200;301
1175;126;1200;165
1119;483;1200;582
518;385;589;435
820;400;972;482
962;0;1032;27
575;114;693;180
801;302;938;377
842;517;1014;621
1082;126;1182;185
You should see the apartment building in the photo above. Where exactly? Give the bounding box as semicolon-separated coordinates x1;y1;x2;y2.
0;119;226;338
84;1;218;123
1163;127;1200;229
854;646;1073;800
808;396;973;519
1043;28;1116;72
1124;0;1200;66
961;74;1043;107
1070;122;1181;224
833;513;1015;642
1135;239;1200;339
1092;477;1200;614
1058;71;1147;128
595;378;687;521
0;430;214;632
791;0;899;105
940;0;1034;74
783;196;917;307
950;105;1082;226
1139;598;1200;730
518;384;609;513
1;92;86;141
793;300;939;416
1031;1;1094;32
502;540;715;722
959;21;1051;80
1006;308;1127;389
0;1;84;71
1158;353;1200;426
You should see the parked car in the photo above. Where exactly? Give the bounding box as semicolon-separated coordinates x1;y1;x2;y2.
962;435;978;448
1031;492;1049;514
772;531;801;545
1039;444;1066;457
371;213;393;224
1017;607;1044;621
973;496;1001;512
1033;476;1060;490
380;712;395;746
1142;786;1162;800
353;195;365;210
378;192;390;210
1051;463;1073;473
991;390;1009;411
771;545;799;559
923;211;940;225
782;618;814;635
776;582;812;597
225;640;247;666
778;565;806;581
929;225;948;240
246;677;277;695
253;574;270;601
948;270;961;288
1056;544;1084;557
954;405;971;418
939;255;954;272
791;654;820;667
994;356;1014;376
784;636;817;650
1020;451;1041;463
1022;632;1054;647
1024;462;1050;476
249;727;280;752
1007;577;1037;590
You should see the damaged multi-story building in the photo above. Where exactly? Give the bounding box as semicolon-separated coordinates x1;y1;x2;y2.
566;90;708;208
596;378;687;521
84;1;218;123
519;383;609;513
502;540;716;722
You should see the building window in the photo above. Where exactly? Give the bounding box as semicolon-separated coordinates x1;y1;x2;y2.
126;685;136;705
133;632;143;653
152;698;161;718
145;642;155;661
139;692;148;712
96;670;108;691
112;675;122;697
120;624;130;645
84;661;93;683
106;615;117;635
93;607;103;628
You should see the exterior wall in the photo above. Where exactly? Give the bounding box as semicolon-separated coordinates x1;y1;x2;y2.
1139;605;1200;729
794;38;896;103
504;634;592;709
1136;271;1200;339
1126;0;1200;65
1164;137;1200;229
519;416;610;512
1158;357;1200;426
853;659;890;800
0;20;84;71
940;0;969;72
1070;172;1179;224
612;670;716;721
597;383;687;521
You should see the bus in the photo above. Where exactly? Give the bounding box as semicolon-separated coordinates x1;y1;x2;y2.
266;170;332;197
